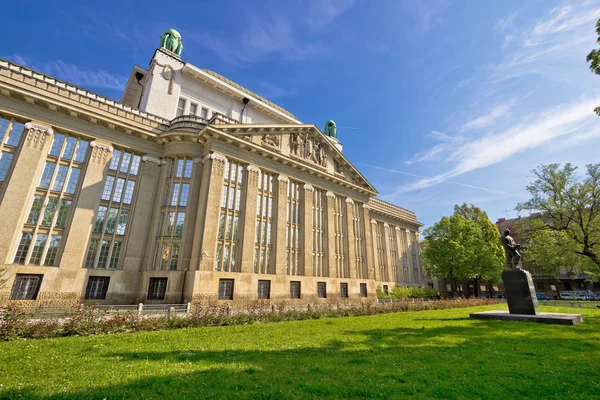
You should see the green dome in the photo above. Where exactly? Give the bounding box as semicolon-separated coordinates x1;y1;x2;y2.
165;29;181;39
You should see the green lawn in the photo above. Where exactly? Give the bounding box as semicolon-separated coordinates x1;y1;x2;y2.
0;304;599;399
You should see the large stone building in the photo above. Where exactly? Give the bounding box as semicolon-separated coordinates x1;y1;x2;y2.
0;30;425;306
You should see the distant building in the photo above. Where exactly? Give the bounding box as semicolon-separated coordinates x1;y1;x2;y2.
495;216;598;296
0;29;425;306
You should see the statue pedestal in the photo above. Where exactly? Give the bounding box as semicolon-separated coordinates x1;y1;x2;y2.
470;269;583;325
502;269;539;315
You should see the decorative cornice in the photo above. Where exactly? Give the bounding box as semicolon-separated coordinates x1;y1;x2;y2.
345;198;355;204
326;191;336;199
277;175;289;183
90;141;113;165
142;155;164;165
202;153;227;164
303;184;314;192
24;122;54;136
90;141;114;152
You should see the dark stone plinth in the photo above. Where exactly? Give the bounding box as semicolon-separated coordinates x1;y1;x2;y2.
502;269;539;315
470;311;583;325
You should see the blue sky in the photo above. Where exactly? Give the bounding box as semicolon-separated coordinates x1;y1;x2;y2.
3;0;600;228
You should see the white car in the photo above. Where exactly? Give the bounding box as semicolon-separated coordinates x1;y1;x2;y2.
560;291;594;300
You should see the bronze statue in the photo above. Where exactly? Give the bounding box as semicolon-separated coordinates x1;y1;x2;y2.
500;229;521;269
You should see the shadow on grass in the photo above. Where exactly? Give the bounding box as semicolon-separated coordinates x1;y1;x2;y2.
2;316;600;400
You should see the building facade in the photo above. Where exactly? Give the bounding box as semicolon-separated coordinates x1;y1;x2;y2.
0;31;424;306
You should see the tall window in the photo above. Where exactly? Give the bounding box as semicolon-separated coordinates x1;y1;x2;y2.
390;226;400;283
152;157;192;270
312;188;326;277
340;282;349;298
286;179;302;275
376;222;389;282
17;132;88;266
216;159;243;272
176;98;186;117
352;202;367;279
254;170;274;274
334;195;349;278
0;117;25;191
85;149;140;269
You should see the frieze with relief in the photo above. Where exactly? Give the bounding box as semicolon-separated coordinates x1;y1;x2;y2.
289;131;327;168
261;134;279;148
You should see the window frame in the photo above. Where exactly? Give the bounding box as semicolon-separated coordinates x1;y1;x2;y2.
218;279;234;300
317;282;327;299
257;280;271;300
340;282;349;298
19;131;89;267
360;283;368;298
290;281;301;299
147;277;168;300
10;274;43;300
84;276;110;300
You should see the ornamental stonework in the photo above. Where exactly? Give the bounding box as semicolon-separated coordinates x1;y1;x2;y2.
90;141;114;165
142;155;163;173
205;153;226;176
24;122;53;150
247;166;260;186
261;134;279;148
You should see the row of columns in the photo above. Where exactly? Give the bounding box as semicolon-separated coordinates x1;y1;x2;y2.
193;152;420;285
369;219;420;285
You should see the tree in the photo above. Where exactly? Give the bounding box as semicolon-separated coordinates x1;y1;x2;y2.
422;212;503;296
454;204;505;295
586;18;600;116
517;163;600;275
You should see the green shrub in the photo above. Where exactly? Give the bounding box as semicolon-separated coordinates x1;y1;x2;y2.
0;298;498;341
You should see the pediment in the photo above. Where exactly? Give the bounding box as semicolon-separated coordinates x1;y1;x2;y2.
210;124;377;194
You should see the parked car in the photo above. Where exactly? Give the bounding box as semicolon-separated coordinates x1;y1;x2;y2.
560;291;595;301
536;293;551;300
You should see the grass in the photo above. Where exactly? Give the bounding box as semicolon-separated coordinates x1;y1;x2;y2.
0;304;598;399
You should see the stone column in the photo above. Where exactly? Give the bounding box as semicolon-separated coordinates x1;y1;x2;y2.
362;205;375;280
383;223;393;283
273;175;288;276
345;198;357;279
239;165;260;274
414;231;423;284
369;218;379;282
58;141;113;274
325;191;337;278
190;153;226;272
121;156;162;272
0;122;54;263
404;228;414;284
395;227;404;283
302;184;314;276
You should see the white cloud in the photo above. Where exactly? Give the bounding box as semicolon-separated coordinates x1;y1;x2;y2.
495;12;518;32
397;96;600;194
461;100;515;131
5;55;126;91
405;131;464;165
